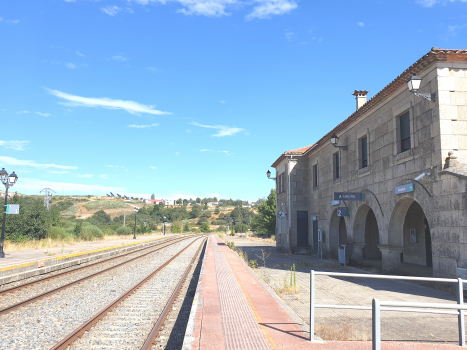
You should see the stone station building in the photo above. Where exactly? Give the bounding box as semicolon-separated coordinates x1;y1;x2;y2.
271;48;467;278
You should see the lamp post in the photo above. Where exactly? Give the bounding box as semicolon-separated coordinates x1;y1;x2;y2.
266;170;276;181
330;133;347;150
133;207;139;239
407;73;436;102
163;216;167;235
1;168;18;258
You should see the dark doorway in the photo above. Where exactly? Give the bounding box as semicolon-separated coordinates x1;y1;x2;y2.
425;218;433;267
312;219;319;254
297;211;309;247
338;216;347;245
364;209;381;259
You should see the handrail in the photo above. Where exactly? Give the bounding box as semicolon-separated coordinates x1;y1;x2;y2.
309;270;466;347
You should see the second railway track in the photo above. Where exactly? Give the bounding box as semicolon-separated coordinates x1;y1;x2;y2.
0;236;204;350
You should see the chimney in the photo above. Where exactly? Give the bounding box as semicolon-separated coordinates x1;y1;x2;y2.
352;90;369;110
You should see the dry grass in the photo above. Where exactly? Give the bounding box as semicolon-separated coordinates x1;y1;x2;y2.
247;235;276;243
315;322;369;341
3;232;161;252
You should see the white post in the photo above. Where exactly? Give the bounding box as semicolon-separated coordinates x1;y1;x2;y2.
458;278;465;346
372;298;381;350
310;270;315;341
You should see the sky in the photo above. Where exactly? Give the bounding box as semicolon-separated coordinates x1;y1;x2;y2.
1;0;467;201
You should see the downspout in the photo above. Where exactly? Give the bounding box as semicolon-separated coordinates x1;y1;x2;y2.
287;155;297;254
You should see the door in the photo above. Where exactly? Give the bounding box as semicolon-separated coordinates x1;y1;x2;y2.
297;211;309;247
425;218;433;267
313;219;319;254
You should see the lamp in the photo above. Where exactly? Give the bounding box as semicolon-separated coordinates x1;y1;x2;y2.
266;170;276;181
133;207;139;239
330;133;347;150
1;169;19;258
8;172;18;185
406;73;435;102
0;168;7;184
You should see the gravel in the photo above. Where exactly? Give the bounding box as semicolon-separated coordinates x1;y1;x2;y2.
0;237;201;350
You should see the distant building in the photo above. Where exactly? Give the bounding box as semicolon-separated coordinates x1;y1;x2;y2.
143;199;163;204
163;199;172;206
207;202;219;206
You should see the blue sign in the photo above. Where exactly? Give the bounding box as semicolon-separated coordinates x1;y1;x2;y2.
334;192;362;201
332;200;340;206
394;183;414;195
6;204;19;214
337;207;349;217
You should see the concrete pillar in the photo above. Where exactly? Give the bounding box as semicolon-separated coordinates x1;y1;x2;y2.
349;242;366;265
379;245;403;273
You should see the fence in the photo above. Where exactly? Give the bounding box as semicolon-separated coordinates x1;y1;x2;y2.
310;270;466;348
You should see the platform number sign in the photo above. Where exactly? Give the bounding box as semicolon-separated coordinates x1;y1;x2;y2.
337;207;349;217
6;204;19;214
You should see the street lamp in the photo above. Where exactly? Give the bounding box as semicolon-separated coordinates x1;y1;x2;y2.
1;168;18;258
163;216;167;235
407;73;436;102
133;207;139;239
330;133;347;150
266;170;276;180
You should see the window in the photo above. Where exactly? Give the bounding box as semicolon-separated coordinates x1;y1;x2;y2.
313;164;318;188
333;152;340;179
277;173;285;194
399;112;411;153
360;136;368;168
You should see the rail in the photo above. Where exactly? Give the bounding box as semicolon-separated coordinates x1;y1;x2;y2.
309;270;466;347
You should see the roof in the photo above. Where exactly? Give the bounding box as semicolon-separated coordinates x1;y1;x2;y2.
271;144;315;167
271;48;467;168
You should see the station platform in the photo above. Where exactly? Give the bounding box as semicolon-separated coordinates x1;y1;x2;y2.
183;235;460;350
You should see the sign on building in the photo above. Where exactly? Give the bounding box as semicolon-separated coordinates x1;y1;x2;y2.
337;207;349;217
394;183;414;195
6;204;19;214
334;192;362;201
331;200;340;206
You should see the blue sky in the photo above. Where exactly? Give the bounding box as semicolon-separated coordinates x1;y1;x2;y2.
1;0;466;201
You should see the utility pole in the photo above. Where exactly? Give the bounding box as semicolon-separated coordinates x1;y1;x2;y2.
40;188;56;210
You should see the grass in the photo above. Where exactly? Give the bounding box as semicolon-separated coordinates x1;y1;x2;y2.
83;200;130;210
315;322;369;341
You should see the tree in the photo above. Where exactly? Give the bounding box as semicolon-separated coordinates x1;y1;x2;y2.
200;222;211;233
183;199;188;206
213;197;218;202
251;189;276;237
190;205;202;218
176;198;182;205
214;206;220;214
183;222;190;232
196;197;201;204
151;194;155;200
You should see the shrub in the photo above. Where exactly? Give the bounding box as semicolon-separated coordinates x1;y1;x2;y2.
200;222;211;233
48;227;72;241
79;223;104;240
211;219;227;225
116;226;133;235
83;200;129;210
197;217;208;225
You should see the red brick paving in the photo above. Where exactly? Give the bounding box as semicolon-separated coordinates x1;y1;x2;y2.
188;236;462;350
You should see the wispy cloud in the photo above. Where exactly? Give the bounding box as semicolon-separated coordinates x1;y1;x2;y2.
0;141;29;151
186;129;192;133
17;111;29;114
16;178;126;195
416;0;439;7
246;0;297;20
112;55;128;62
106;165;121;168
78;174;93;178
149;166;157;169
284;30;294;41
102;5;121;16
76;51;85;57
66;62;77;69
0;156;77;170
0;18;20;24
200;149;232;155
132;0;297;18
35;112;51;117
50;171;70;174
190;121;244;137
357;22;364;27
220;100;227;104
127;123;159;129
46;88;172;115
147;67;159;73
99;174;108;179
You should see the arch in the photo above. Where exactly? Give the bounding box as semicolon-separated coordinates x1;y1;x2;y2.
329;209;348;259
388;197;433;269
351;203;382;263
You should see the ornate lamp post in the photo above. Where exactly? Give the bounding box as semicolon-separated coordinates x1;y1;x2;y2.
407;73;436;102
163;216;167;235
330;133;347;150
133;207;139;239
1;168;18;258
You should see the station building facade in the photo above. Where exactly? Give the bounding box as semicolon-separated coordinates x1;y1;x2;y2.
271;48;467;278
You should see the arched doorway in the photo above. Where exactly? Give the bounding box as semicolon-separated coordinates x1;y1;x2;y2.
329;209;347;259
388;198;433;274
364;209;381;259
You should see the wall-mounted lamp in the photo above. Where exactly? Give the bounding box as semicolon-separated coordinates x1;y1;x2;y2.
407;73;436;102
330;133;347;150
266;170;276;180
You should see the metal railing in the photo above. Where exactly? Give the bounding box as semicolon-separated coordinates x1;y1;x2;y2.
310;270;465;347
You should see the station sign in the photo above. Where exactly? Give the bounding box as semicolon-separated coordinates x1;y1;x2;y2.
331;200;340;206
394;183;414;195
333;192;362;201
6;204;19;214
337;207;349;217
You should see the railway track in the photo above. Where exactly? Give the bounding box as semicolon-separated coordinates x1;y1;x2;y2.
0;236;204;350
0;235;192;315
50;236;207;350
